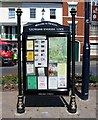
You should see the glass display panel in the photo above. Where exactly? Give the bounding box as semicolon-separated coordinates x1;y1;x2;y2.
49;37;67;88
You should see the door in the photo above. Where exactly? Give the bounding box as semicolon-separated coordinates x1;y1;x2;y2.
71;41;79;61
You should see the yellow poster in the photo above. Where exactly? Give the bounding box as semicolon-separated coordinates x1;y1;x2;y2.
58;63;67;76
26;41;33;50
27;51;34;61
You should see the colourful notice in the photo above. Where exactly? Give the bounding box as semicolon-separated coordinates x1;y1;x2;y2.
27;51;34;61
26;40;33;50
27;76;37;89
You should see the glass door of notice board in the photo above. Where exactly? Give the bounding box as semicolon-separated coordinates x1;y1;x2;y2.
23;35;69;95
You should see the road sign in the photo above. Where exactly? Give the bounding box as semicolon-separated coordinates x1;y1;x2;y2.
92;6;98;22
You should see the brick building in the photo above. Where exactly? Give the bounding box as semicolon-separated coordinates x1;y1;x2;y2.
63;1;98;61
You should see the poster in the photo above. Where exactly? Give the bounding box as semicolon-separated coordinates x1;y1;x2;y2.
38;68;45;76
27;76;37;89
58;76;67;88
49;37;67;63
48;63;58;76
26;40;33;50
58;63;67;76
27;51;34;61
26;62;34;75
48;77;57;89
34;39;47;67
38;77;47;89
58;63;67;88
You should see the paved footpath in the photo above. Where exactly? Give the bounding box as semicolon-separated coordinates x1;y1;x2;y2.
0;90;97;119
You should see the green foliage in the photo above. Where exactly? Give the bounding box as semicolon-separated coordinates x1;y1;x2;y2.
89;75;98;83
0;74;18;86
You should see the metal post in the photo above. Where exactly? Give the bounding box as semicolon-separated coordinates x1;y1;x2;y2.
68;8;77;113
16;8;25;113
82;1;90;100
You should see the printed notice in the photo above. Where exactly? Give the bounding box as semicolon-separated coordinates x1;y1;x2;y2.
27;51;34;61
26;41;33;50
27;76;37;89
58;76;67;88
38;77;47;89
48;63;58;76
58;63;67;76
58;63;67;88
38;68;45;76
34;39;47;67
48;77;57;89
26;62;34;75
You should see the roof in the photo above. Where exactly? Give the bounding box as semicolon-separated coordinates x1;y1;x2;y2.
0;0;62;3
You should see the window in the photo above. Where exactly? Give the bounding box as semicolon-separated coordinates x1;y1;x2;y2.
92;1;98;6
90;24;98;36
30;8;36;18
90;43;98;55
69;23;76;34
50;9;56;19
68;5;77;16
9;8;15;18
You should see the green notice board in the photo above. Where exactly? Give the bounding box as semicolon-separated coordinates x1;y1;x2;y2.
27;76;37;89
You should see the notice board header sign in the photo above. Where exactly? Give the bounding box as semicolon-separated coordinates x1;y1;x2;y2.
23;21;70;35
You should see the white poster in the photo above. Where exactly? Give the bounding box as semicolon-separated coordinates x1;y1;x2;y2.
34;39;47;67
38;77;47;89
38;68;45;76
48;77;57;89
26;62;34;75
58;76;67;88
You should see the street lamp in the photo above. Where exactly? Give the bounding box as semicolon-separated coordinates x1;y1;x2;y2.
82;1;90;100
41;8;45;21
68;8;77;113
16;8;25;113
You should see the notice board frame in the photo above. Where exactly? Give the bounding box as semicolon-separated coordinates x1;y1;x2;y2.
22;21;71;96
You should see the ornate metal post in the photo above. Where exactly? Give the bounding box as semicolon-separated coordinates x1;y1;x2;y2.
16;8;25;113
82;1;90;100
68;8;77;113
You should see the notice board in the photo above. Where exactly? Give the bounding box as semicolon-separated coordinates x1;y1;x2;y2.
22;21;71;95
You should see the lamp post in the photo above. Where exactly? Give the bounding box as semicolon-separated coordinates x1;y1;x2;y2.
68;8;77;113
41;8;45;22
82;1;90;100
16;8;25;113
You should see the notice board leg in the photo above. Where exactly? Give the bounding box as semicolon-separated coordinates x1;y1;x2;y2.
16;8;25;114
68;8;77;113
17;95;25;113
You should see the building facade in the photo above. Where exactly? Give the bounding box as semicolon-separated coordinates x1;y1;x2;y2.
63;1;98;61
0;0;98;61
0;0;62;41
